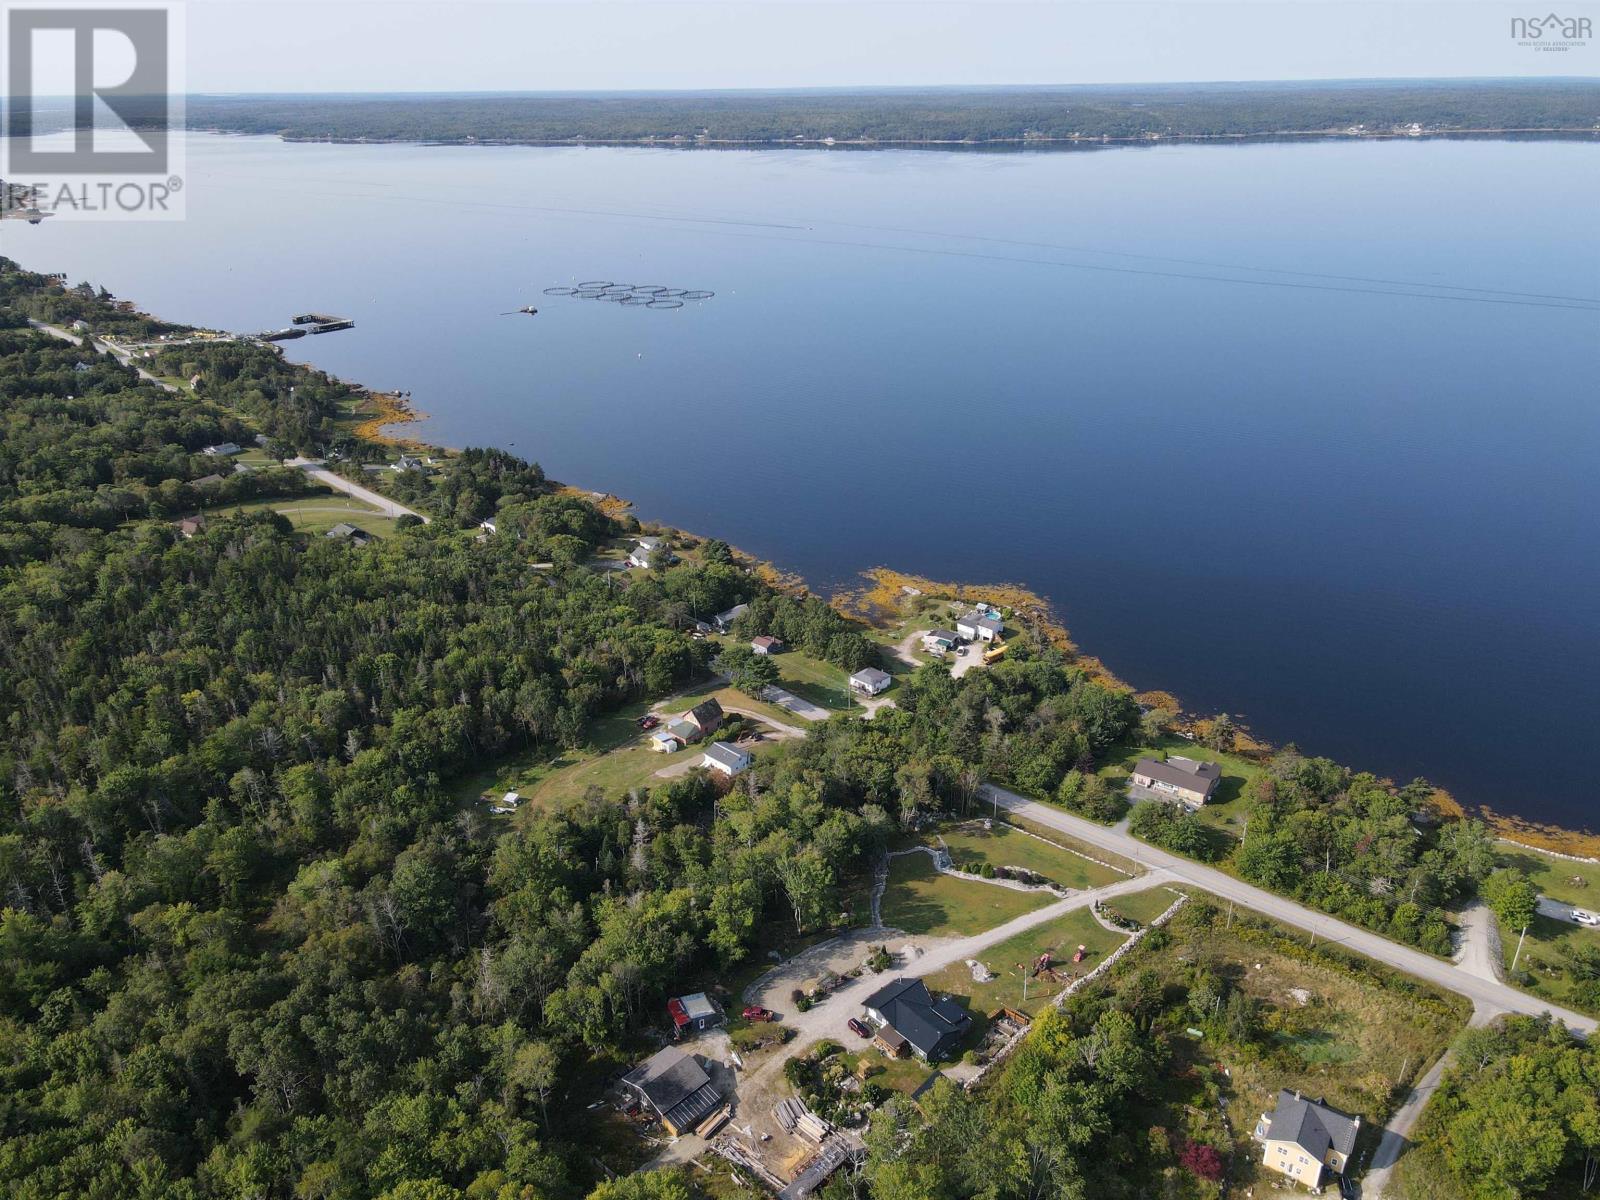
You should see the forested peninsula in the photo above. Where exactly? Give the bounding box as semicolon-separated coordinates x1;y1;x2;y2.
183;79;1600;148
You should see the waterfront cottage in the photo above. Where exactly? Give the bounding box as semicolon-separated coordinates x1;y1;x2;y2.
628;536;669;568
956;613;1004;643
1128;755;1221;807
1253;1090;1359;1190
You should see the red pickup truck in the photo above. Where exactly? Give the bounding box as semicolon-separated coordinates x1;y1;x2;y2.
742;1005;776;1022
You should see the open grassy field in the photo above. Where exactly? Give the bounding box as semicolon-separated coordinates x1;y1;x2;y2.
207;494;401;538
921;906;1128;1027
877;852;1053;937
768;649;858;710
1098;733;1267;837
1496;909;1600;1013
936;821;1127;892
1497;841;1600;907
997;811;1140;875
450;682;800;814
1097;885;1184;927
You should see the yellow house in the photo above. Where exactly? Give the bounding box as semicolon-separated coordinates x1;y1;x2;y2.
1254;1089;1360;1190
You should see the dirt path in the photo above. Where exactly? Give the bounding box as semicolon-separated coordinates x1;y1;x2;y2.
1360;1004;1496;1198
1453;900;1505;983
288;459;430;522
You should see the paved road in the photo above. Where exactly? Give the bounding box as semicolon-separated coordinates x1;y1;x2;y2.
287;459;429;523
29;320;181;393
980;783;1596;1036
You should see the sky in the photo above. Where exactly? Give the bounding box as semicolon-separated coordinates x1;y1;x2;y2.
179;1;1598;93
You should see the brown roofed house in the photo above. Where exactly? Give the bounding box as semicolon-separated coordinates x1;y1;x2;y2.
681;698;724;738
1128;755;1221;808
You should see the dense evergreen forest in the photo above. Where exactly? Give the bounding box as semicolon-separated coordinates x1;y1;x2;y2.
185;80;1600;146
0;259;1566;1200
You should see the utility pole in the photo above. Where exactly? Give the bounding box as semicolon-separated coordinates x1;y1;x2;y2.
1511;923;1530;972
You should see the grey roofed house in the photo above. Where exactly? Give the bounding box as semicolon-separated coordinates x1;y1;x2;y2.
701;741;752;776
1257;1089;1360;1178
850;667;892;695
326;523;372;545
974;614;1004;636
621;1046;723;1135
861;977;971;1061
191;473;225;488
1130;755;1221;805
712;603;748;632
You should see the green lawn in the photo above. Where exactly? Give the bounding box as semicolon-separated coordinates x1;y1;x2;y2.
1098;885;1184;927
1496;909;1600;1013
920;906;1128;1027
203;494;400;538
1497;842;1600;908
877;852;1053;938
769;648;858;710
996;812;1140;875
1099;733;1266;837
936;821;1126;892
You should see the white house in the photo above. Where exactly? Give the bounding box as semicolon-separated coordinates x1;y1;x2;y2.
923;629;959;653
391;454;425;472
956;613;1004;643
701;741;752;778
850;667;892;696
751;635;783;655
628;536;668;568
201;442;242;457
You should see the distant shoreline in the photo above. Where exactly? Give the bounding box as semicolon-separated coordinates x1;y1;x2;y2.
196;126;1600;151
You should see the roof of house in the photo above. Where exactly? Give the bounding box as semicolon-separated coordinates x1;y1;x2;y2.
327;523;368;540
622;1047;721;1129
675;992;719;1022
926;629;958;642
713;603;748;625
703;742;750;772
666;719;699;741
1265;1090;1359;1160
1132;755;1221;793
684;698;723;729
966;614;1004;633
751;635;782;650
192;474;225;487
852;667;892;688
651;728;682;745
635;536;664;550
862;977;970;1058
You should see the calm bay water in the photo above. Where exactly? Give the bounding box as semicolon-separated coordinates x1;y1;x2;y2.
9;133;1598;827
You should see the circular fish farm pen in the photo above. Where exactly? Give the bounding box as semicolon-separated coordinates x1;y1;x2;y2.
539;281;715;310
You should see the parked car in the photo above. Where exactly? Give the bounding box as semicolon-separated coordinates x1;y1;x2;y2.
955;646;967;656
637;714;660;730
847;1018;870;1038
742;1005;776;1022
1575;909;1599;927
